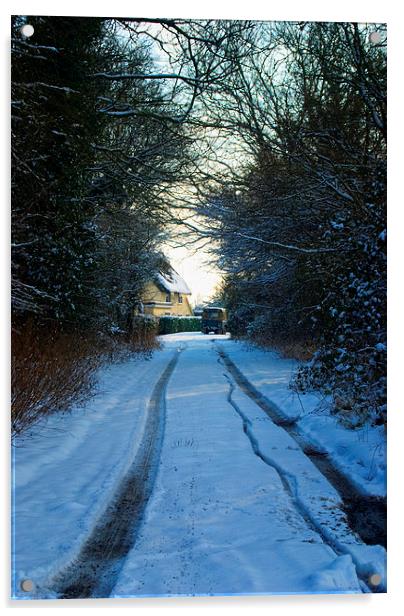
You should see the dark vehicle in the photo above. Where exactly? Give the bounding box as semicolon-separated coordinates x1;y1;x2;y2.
201;307;228;335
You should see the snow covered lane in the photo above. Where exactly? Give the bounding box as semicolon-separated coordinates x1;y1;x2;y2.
112;334;361;597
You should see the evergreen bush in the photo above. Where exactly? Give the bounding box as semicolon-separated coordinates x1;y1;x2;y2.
158;316;202;335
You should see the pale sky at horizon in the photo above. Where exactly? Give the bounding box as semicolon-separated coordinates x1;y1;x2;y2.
164;243;222;305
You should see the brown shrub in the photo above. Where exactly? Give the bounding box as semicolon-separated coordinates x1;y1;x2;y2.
127;316;160;354
11;316;159;437
11;321;104;436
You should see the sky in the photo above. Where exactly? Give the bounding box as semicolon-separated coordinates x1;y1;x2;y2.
164;243;221;305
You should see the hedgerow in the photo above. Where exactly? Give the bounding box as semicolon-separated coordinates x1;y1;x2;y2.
158;316;202;335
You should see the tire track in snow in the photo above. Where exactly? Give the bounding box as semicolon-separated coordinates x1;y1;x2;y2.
52;348;183;599
216;346;296;426
221;361;384;593
216;345;386;549
222;373;338;540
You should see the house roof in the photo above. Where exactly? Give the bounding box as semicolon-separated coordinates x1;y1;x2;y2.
155;268;192;295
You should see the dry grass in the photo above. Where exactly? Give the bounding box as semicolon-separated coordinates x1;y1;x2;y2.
271;340;316;362
237;331;315;362
11;317;159;437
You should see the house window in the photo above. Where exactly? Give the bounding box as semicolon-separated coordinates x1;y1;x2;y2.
178;293;183;304
165;292;171;303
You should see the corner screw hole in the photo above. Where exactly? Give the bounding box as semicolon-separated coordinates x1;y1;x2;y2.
20;24;34;39
369;31;381;45
20;578;34;592
369;573;382;587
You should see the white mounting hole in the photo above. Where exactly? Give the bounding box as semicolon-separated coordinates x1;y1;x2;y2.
369;31;381;45
20;24;35;39
20;578;34;592
369;573;382;587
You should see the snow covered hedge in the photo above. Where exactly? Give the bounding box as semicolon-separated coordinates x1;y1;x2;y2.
158;316;202;335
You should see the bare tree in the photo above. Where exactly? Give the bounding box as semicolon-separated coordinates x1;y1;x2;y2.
183;21;387;426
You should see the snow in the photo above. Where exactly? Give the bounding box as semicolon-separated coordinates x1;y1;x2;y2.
220;341;387;499
305;555;358;592
12;347;178;599
155;268;191;295
12;332;386;599
294;417;386;498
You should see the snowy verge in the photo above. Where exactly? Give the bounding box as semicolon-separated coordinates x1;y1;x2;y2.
12;348;176;599
220;340;386;499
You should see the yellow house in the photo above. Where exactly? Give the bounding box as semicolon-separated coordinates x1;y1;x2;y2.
142;268;193;317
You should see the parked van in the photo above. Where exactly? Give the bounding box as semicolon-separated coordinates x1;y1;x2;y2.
201;307;228;335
